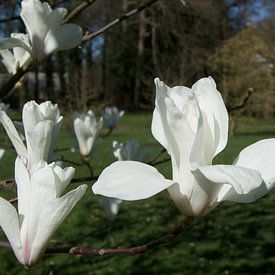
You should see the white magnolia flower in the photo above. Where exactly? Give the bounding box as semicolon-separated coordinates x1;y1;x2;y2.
102;107;124;130
0;0;82;62
73;110;103;157
113;139;147;162
0;100;62;171
0;33;30;74
99;197;122;221
93;77;275;217
0;157;87;266
0;102;10;112
0;149;4;159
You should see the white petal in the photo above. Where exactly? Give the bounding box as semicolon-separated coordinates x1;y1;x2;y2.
92;161;175;200
20;0;52;44
0;111;27;157
194;165;268;203
44;24;82;55
29;185;87;266
0;148;4;159
15;157;31;218
190;77;228;166
0;37;31;53
0;49;16;73
0;197;23;264
234;138;275;189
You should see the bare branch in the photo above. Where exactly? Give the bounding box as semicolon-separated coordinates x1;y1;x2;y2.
146;148;166;165
228;89;252;113
63;0;97;23
82;0;159;41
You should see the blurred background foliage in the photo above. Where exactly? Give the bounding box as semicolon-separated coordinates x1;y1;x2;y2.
0;0;275;116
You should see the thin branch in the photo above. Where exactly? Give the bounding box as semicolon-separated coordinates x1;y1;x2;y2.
146;148;166;165
0;60;32;100
0;15;19;23
71;175;98;183
49;218;194;255
82;0;159;41
228;89;252;113
63;0;97;23
150;157;170;167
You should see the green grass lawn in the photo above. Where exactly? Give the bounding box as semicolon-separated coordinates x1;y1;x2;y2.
0;113;275;275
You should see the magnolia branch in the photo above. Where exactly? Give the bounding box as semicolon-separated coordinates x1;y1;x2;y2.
82;0;159;41
0;218;194;255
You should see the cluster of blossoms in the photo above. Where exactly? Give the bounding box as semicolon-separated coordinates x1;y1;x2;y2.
0;102;87;266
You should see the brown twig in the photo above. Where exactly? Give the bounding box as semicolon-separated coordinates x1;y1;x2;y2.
146;148;166;165
0;60;32;100
150;158;170;167
63;0;97;23
82;0;159;41
228;89;252;113
53;218;194;255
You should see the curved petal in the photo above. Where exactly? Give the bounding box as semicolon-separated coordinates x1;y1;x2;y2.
29;184;87;266
0;197;23;264
92;161;175;200
0;111;27;157
0;37;31;53
233;138;275;189
0;49;16;73
20;0;52;43
190;77;228;167
44;24;82;55
15;157;30;218
194;165;268;203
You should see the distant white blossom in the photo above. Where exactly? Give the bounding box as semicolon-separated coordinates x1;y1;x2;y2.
73;110;103;157
113;139;147;162
101;107;124;130
99;197;122;221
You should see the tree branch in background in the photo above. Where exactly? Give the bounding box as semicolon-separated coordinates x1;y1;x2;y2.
82;0;159;41
63;0;97;23
228;89;252;113
0;60;32;99
0;218;195;255
146;148;166;165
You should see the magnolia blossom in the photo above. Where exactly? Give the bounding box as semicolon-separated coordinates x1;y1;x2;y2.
0;101;62;171
0;149;4;159
113;139;147;162
73;110;103;157
93;77;275;217
101;107;124;130
0;157;86;266
0;0;82;62
99;197;122;221
0;33;30;74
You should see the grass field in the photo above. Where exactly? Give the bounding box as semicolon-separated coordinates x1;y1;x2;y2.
0;113;275;275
